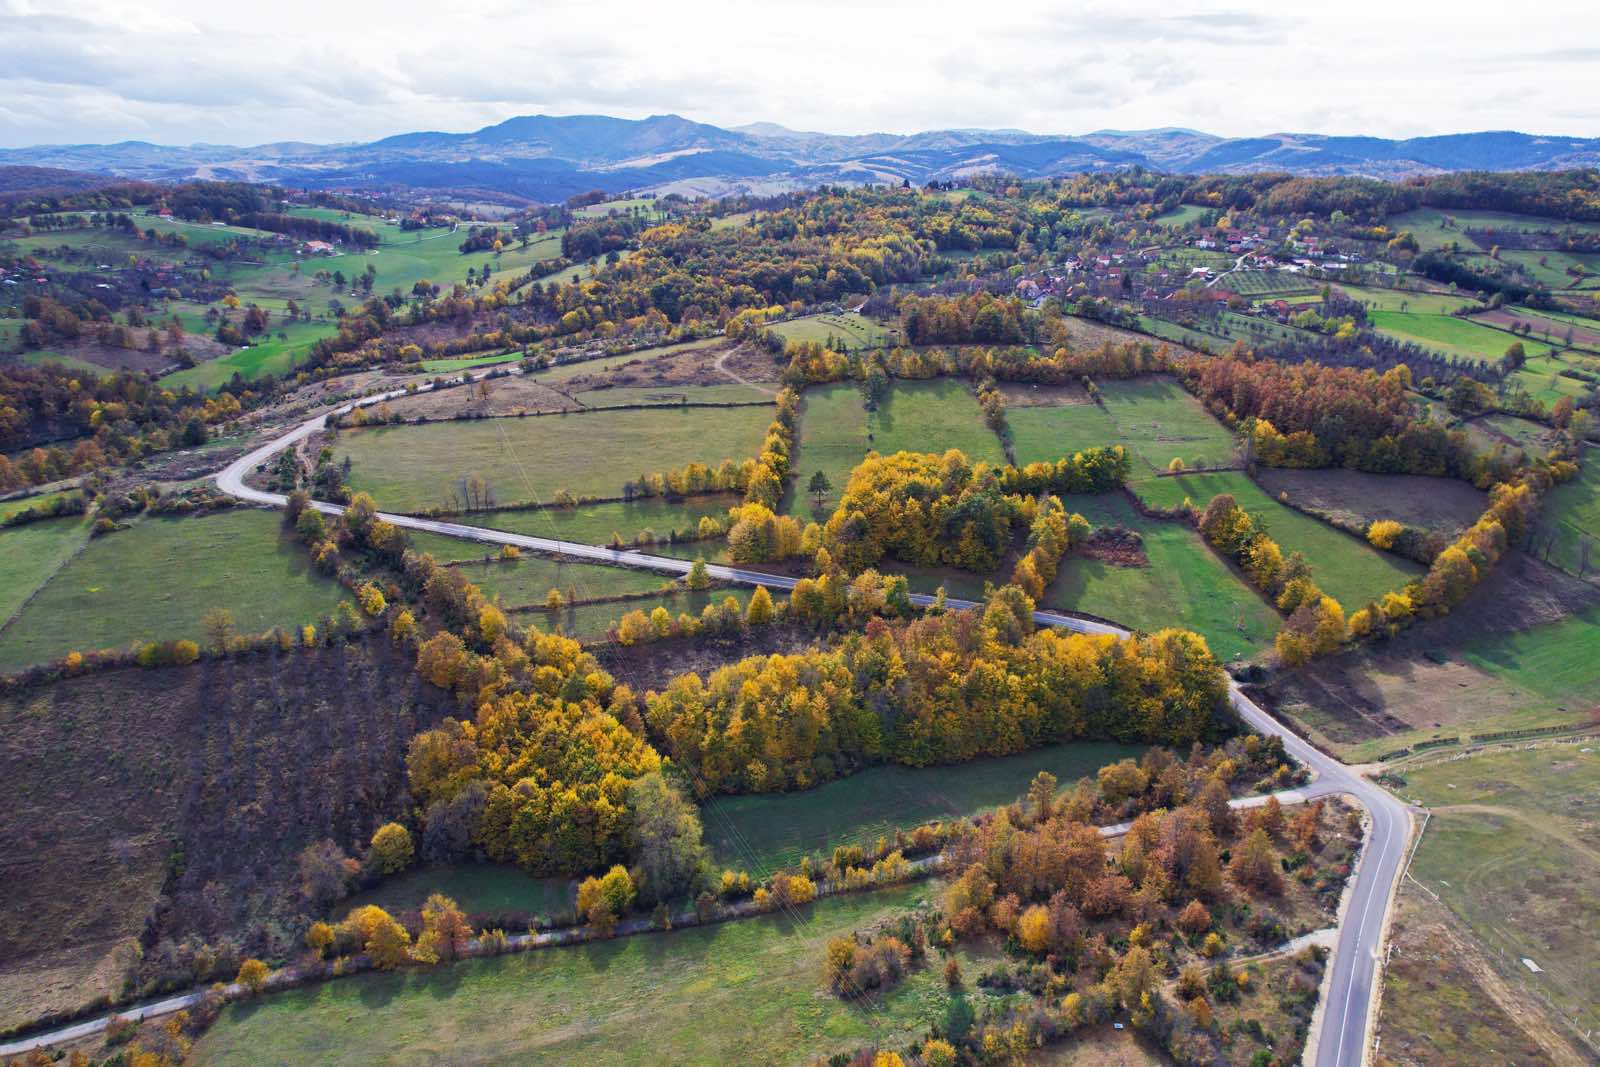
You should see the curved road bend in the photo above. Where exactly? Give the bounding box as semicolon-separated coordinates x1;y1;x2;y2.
210;374;1413;1067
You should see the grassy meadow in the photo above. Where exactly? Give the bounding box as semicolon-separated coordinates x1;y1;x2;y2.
768;311;898;350
457;495;740;546
1539;453;1600;577
0;510;347;671
703;741;1145;873
190;881;987;1067
337;405;773;512
0;516;93;633
451;556;673;609
1134;471;1422;608
786;379;1005;515
1044;494;1280;662
1400;744;1600;1047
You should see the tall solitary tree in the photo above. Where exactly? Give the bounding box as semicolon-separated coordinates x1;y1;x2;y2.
808;469;833;512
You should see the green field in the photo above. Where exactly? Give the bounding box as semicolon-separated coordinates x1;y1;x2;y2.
459;495;740;546
338;406;773;512
1096;376;1240;477
1401;744;1600;1045
419;351;523;373
1369;310;1555;364
191;882;981;1067
768;312;898;350
1110;377;1233;466
0;510;347;670
0;490;78;523
1385;208;1600;253
1135;314;1227;353
702;741;1145;873
524;587;768;641
868;379;1005;464
787;383;870;515
1008;402;1121;466
1337;284;1481;316
0;517;92;635
341;865;577;925
1151;204;1209;227
574;384;772;407
1540;452;1600;577
786;379;1004;516
1456;603;1600;709
162;318;331;391
1044;493;1280;662
1134;471;1422;608
452;556;673;609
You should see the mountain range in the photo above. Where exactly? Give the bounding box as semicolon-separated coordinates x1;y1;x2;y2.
3;114;1598;205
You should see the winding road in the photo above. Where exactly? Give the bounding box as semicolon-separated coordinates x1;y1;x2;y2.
2;365;1412;1062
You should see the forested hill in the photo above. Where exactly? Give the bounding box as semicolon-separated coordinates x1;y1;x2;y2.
3;115;1598;204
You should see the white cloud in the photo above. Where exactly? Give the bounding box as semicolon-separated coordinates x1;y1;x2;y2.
0;0;1593;147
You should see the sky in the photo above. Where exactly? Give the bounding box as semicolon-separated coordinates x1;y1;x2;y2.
1;0;1596;148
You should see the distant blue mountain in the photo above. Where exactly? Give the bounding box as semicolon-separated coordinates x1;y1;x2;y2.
3;114;1597;204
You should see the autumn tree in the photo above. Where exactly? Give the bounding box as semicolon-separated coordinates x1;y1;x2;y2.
1230;827;1282;893
235;958;269;994
369;822;414;874
577;865;636;935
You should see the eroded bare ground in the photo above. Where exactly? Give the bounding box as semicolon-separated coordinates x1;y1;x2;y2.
1376;885;1591;1067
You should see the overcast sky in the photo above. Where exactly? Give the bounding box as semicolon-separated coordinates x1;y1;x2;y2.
1;0;1595;148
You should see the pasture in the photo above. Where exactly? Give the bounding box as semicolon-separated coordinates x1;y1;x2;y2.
0;510;347;671
767;311;898;350
786;380;1004;516
337;405;773;512
1009;402;1121;466
701;741;1145;872
341;865;576;926
525;588;768;641
1009;376;1238;481
1044;494;1280;662
451;556;672;609
1151;204;1210;227
190;882;978;1067
1539;452;1600;577
1134;471;1423;608
0;516;92;635
1401;744;1600;1048
1253;468;1486;538
459;495;740;546
1385;208;1600;253
1337;284;1481;316
1369;310;1556;363
1097;376;1239;475
868;379;1006;464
